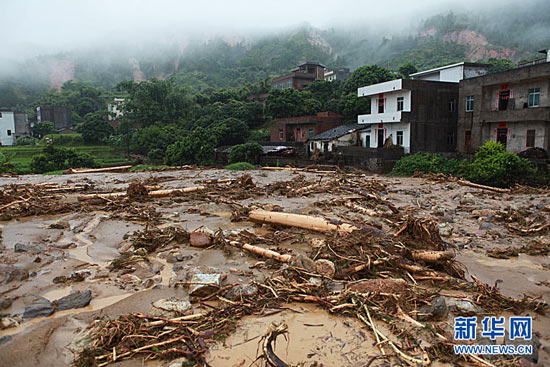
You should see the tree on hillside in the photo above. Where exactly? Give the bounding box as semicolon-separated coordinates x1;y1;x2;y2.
164;127;217;166
211;118;249;146
115;78;194;128
399;63;418;78
78;112;114;143
265;89;321;118
344;65;396;94
486;58;515;73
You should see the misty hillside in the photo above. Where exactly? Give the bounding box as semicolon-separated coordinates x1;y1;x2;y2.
1;1;549;109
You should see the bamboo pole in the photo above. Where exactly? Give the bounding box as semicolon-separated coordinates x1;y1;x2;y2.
457;179;509;193
64;165;133;174
228;240;292;263
249;209;357;233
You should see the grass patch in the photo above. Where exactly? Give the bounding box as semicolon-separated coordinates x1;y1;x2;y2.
224;162;255;171
129;165;170;172
43;170;65;175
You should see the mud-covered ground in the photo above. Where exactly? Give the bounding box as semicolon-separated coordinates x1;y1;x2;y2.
0;168;549;367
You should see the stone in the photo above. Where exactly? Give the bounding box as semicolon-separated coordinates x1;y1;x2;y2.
54;242;77;249
189;232;211;248
0;315;19;329
0;297;13;310
479;221;495;230
49;220;70;229
14;243;28;252
149;297;192;318
453;299;484;316
172;264;183;272
188;272;222;297
315;259;336;278
175;254;183;262
291;254;317;272
0;265;29;284
225;284;258;300
53;290;92;311
0;335;12;345
417;296;448;321
23;297;54;319
438;223;453;237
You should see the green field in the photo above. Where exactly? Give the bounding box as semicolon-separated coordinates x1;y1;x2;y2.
0;145;132;174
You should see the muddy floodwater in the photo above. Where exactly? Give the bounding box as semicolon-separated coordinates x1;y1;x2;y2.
0;168;549;366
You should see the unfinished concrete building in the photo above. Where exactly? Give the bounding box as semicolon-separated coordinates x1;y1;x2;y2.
458;56;550;153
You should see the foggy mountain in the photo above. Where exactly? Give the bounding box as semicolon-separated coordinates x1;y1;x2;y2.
1;0;549;108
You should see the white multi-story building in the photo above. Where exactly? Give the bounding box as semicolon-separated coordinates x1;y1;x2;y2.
357;62;489;153
0;110;17;146
107;98;125;121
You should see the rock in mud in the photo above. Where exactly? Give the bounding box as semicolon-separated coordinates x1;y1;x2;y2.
54;242;77;249
0;335;12;345
0;297;13;310
291;254;317;272
189;231;211;248
452;299;484;316
0;265;29;283
53;290;92;311
23;297;54;318
163;357;190;367
49;220;70;229
438;223;453;237
315;259;336;278
14;243;28;252
0;315;20;329
149;297;192;318
225;284;258;300
188;273;222;297
418;296;448;321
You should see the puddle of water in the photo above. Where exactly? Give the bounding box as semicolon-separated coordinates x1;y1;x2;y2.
207;303;377;367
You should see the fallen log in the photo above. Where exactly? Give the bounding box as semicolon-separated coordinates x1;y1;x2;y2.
260;167;301;171
411;250;455;263
249;209;357;233
64;165;133;174
78;186;205;201
457;179;509;193
228;240;292;263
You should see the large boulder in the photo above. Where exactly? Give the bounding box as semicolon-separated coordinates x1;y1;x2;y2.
23;297;54;319
53;290;92;311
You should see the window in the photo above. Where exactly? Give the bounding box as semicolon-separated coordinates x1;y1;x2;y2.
7;130;12;136
397;97;404;111
526;129;536;147
378;98;385;113
364;135;370;148
447;132;455;145
287;80;292;88
465;130;472;146
308;129;313;138
449;99;456;112
466;96;474;112
528;88;540;107
279;129;283;139
0;112;2;118
396;131;403;146
280;83;284;89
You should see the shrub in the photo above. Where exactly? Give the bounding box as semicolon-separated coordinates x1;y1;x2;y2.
229;143;263;164
40;134;84;146
0;152;15;173
164;127;216;166
225;162;255;171
16;137;37;146
465;142;535;188
392;153;465;176
30;145;98;173
147;148;165;163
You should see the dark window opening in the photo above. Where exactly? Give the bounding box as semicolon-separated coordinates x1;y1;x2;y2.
378;98;385;114
396;131;403;146
526;130;536;147
308;129;313;138
397;97;404;112
377;129;384;147
498;90;510;111
279;129;283;139
497;128;508;146
364;135;370;148
447;132;455;145
449;100;455;112
528;88;540;107
466;96;474;112
465;130;472;146
0;112;3;118
7;130;12;136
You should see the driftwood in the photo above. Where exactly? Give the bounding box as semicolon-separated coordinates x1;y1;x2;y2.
249;209;357;233
410;250;455;263
78;186;205;201
457;179;510;193
228;240;292;263
64;165;133;174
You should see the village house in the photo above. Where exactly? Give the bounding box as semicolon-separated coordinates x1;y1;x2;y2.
457;51;550;153
270;111;348;143
307;123;366;154
324;68;351;82
357;62;489;153
36;106;72;131
107;98;125;121
271;62;325;91
0;110;30;146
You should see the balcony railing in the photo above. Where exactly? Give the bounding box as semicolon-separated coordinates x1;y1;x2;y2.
480;106;550;123
358;111;408;124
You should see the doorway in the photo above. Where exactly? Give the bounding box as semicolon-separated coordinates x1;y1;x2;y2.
497;128;508;146
377;129;384;148
499;90;510;111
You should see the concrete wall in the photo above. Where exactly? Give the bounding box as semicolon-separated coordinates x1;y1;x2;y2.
483;121;550;153
357;89;411;124
360;122;411;152
14;112;30;137
0;112;16;146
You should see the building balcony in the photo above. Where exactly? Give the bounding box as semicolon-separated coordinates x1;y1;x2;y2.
358;111;410;124
480;107;550;123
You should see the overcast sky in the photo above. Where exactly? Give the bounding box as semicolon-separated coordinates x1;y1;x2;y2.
1;0;520;58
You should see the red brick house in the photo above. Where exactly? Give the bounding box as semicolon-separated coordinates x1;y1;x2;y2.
270;111;348;143
272;62;325;91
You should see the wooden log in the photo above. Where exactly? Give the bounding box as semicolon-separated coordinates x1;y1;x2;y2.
228;240;292;263
260;167;301;171
410;250;455;263
249;209;357;233
77;186;205;201
64;165;133;174
457;179;509;193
